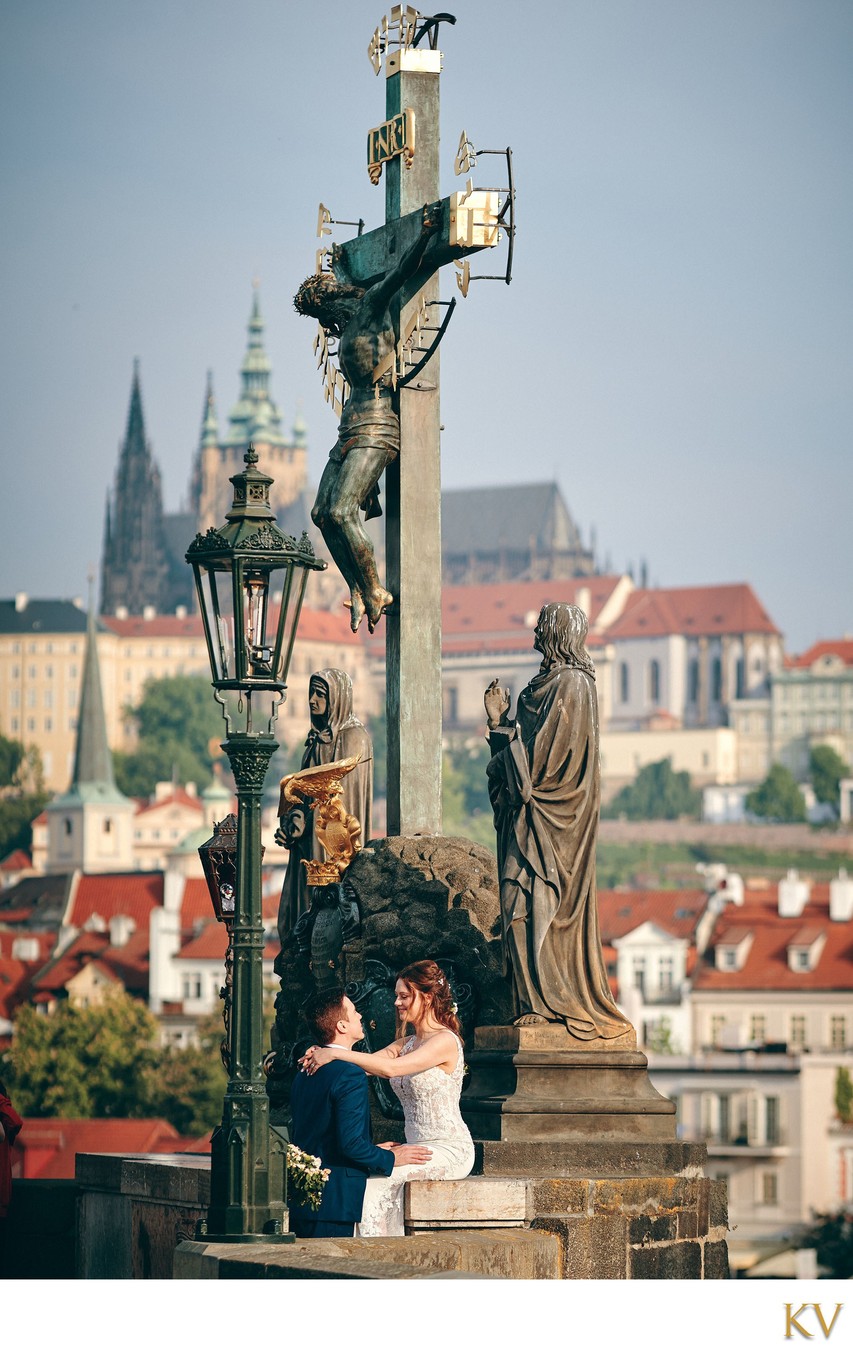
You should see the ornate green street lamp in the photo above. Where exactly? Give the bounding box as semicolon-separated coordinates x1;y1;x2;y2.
187;445;325;1241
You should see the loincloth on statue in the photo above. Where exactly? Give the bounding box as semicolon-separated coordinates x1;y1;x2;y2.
329;405;400;520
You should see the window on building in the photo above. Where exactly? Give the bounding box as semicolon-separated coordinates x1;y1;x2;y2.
750;1015;766;1044
711;1015;725;1046
688;658;699;704
11;666;19;679
28;665;37;679
790;1016;807;1048
45;665;53;679
766;1096;780;1145
795;949;810;972
718;1094;730;1142
723;949;737;970
762;1172;778;1205
735;657;745;699
444;686;458;725
27;717;35;732
649;659;660;704
43;690;53;708
659;958;674;993
10;717;19;732
711;656;722;703
44;716;52;732
64;819;72;837
182;973;203;1001
632;957;646;992
620;662;629;703
103;819;112;834
830;1016;847;1050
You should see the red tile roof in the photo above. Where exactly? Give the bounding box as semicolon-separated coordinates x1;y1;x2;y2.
603;583;780;640
179;878;215;935
598;888;707;943
68;872;163;931
364;577;623;656
0;955;46;1021
136;787;203;817
0;849;32;873
32;928;149;996
103;607;363;648
788;639;853;670
694;883;853;991
15;1118;189;1179
177;919;277;961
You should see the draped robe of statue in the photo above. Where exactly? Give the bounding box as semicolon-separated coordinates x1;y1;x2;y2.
487;657;630;1040
276;668;372;945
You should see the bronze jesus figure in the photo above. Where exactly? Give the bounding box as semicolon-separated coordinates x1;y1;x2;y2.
294;203;441;633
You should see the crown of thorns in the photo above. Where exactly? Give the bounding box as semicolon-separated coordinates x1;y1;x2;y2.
293;274;364;316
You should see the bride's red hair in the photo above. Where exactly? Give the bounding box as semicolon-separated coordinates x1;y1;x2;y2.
396;959;462;1038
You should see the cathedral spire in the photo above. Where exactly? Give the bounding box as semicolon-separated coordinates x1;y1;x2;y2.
72;598;118;791
226;286;284;445
100;362;169;615
201;369;219;447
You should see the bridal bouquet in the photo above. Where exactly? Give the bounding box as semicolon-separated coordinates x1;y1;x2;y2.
287;1143;331;1210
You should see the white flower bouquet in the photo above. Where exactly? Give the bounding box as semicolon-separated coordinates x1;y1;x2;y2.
287;1143;331;1211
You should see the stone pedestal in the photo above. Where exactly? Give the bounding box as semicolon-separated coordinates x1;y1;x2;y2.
462;1024;677;1143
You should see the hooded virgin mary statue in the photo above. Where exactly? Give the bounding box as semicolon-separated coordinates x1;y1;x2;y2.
485;603;631;1040
275;668;372;944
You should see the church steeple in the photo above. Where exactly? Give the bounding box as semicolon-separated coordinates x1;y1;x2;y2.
201;370;219;447
72;600;119;793
100;361;169;615
225;287;285;446
45;595;133;873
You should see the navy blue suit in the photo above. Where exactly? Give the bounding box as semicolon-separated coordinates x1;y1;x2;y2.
289;1057;395;1237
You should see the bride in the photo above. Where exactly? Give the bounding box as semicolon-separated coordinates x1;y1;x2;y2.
299;959;475;1236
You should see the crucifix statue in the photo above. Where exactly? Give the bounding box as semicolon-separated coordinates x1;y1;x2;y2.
295;6;512;835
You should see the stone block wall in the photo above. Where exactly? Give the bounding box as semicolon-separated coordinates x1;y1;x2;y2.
530;1174;729;1279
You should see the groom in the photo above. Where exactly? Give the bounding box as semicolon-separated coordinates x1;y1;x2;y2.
288;987;431;1237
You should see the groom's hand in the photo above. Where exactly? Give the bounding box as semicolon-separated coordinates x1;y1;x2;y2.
392;1144;432;1166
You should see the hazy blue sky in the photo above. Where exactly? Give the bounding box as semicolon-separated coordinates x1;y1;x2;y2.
1;0;851;652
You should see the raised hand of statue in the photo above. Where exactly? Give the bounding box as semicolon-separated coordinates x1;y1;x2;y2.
274;805;306;850
484;678;511;730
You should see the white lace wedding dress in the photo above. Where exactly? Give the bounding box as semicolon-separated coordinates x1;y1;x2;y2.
355;1030;475;1237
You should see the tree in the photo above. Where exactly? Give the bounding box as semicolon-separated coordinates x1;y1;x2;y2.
442;742;495;849
112;675;221;798
745;764;807;822
146;1013;226;1136
0;737;48;859
3;993;158;1118
835;1066;853;1122
809;744;850;810
800;1211;853;1278
604;758;702;821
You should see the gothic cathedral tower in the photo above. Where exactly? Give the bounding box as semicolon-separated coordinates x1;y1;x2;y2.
100;362;171;615
190;289;308;529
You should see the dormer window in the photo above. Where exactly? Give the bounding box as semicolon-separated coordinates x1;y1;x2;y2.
714;931;753;972
786;932;825;973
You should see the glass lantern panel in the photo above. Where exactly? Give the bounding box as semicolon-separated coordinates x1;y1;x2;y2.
275;564;309;685
199;565;236;682
241;565;272;680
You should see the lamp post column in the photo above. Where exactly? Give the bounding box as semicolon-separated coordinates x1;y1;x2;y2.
201;732;292;1242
